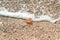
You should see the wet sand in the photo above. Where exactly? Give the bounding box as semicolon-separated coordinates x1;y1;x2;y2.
0;16;60;40
0;0;60;40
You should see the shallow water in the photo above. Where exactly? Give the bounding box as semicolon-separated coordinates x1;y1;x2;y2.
0;0;60;23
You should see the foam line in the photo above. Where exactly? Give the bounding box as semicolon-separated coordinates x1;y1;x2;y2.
0;7;60;23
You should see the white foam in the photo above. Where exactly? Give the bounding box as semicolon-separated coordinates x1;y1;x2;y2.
0;7;60;23
0;21;3;25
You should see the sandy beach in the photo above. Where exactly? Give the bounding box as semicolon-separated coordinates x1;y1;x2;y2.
0;0;60;40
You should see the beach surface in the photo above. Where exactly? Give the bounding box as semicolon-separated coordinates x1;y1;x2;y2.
0;16;60;40
0;0;60;40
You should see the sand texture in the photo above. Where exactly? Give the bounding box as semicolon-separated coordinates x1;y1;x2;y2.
0;0;60;40
0;16;60;40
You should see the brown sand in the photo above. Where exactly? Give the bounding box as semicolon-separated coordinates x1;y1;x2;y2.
0;0;60;40
0;16;60;40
